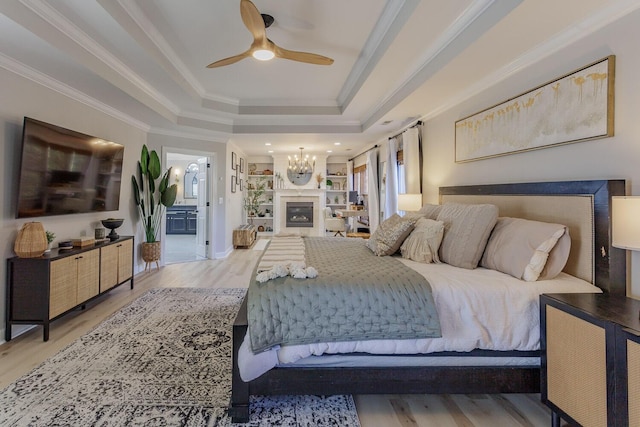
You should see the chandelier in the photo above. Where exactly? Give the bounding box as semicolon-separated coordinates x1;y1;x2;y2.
288;147;315;174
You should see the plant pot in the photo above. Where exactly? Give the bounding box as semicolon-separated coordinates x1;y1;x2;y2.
141;241;161;262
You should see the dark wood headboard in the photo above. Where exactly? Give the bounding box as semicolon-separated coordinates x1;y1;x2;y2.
439;180;626;295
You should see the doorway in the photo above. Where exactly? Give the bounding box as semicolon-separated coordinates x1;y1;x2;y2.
164;151;212;264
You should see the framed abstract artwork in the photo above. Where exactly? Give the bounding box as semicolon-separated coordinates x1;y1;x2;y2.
231;175;236;193
455;55;615;162
231;152;237;170
240;158;245;173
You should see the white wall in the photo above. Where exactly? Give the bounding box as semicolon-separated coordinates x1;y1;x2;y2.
421;8;640;297
0;67;146;341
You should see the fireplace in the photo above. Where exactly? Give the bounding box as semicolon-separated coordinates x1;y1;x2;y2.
286;202;314;228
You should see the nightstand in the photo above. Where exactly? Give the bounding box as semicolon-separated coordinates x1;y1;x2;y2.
541;293;640;427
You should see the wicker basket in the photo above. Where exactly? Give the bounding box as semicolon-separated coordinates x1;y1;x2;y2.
14;222;48;258
141;241;161;262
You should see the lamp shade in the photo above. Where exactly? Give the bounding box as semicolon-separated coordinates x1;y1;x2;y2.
612;196;640;250
398;193;422;212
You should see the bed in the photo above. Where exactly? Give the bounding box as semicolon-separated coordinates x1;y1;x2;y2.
229;180;627;423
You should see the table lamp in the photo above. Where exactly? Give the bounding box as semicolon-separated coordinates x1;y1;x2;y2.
398;193;422;213
613;196;640;319
612;196;640;250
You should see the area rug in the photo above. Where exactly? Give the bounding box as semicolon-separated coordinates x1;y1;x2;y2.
0;288;360;426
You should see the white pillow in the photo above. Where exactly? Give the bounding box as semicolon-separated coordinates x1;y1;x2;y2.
400;218;444;263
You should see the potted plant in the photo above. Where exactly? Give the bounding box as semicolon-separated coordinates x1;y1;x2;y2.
243;176;267;224
131;144;178;265
45;230;55;253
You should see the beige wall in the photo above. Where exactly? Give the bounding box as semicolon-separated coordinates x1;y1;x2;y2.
421;8;640;297
0;67;146;341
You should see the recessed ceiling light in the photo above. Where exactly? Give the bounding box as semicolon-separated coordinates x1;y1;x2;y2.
334;142;341;145
327;150;333;153
265;142;271;146
268;150;274;153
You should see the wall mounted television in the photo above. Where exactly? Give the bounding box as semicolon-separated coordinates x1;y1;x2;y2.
16;117;125;218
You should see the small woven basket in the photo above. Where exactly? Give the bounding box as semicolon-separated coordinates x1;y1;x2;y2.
14;222;48;258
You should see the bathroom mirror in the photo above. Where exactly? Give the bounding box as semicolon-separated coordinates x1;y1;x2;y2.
184;163;199;199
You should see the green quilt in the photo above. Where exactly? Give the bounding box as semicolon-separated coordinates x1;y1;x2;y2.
248;237;441;352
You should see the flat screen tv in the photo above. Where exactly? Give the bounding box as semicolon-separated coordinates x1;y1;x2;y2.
16;117;125;218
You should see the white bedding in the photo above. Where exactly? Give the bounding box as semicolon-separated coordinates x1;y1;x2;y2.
239;260;601;381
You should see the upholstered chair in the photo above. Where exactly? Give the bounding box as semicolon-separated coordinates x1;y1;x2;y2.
324;207;346;236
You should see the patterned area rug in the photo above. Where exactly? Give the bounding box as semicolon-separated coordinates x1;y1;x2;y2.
0;288;360;426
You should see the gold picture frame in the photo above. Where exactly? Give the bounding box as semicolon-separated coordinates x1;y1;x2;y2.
455;55;615;163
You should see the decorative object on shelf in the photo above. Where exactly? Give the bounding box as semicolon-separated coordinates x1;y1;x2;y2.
455;55;615;162
263;169;273;175
45;230;55;253
101;218;124;241
326;179;333;190
334;182;340;190
334;195;339;204
95;228;106;240
249;163;257;174
265;209;271;217
258;225;265;232
244;176;267;224
14;222;48;258
131;145;178;266
231;152;237;170
287;147;315;185
58;240;73;250
315;173;323;189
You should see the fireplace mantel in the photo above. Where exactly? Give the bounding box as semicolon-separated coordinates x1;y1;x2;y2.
274;189;326;236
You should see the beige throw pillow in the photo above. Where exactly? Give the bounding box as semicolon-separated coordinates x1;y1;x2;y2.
367;214;416;256
418;203;442;220
400;218;445;263
480;217;571;281
437;203;499;269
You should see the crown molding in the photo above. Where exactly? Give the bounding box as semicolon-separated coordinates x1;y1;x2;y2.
100;0;206;100
361;0;518;130
337;0;420;111
19;0;180;116
0;51;150;132
420;0;640;121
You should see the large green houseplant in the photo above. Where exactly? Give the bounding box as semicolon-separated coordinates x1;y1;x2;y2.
131;145;178;264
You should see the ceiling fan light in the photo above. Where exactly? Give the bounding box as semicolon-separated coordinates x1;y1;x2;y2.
253;49;275;61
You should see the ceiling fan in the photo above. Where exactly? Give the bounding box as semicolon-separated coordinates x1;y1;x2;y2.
206;0;334;68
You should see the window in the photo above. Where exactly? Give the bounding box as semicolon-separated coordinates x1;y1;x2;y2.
353;164;367;197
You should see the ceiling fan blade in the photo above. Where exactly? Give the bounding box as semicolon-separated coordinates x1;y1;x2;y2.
206;50;251;68
274;45;334;66
240;0;267;43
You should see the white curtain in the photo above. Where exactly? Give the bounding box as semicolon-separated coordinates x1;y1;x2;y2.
384;137;398;219
366;149;380;233
347;160;354;193
403;126;421;194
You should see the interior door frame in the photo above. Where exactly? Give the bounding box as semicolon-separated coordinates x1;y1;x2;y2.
162;147;216;262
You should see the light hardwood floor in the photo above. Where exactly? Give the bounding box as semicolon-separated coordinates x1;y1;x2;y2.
0;240;554;426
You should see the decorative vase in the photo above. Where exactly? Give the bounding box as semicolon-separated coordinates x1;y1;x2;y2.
14;222;48;258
